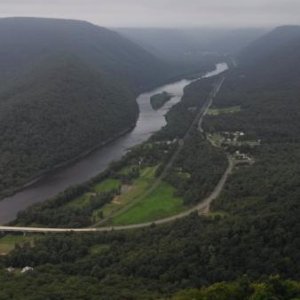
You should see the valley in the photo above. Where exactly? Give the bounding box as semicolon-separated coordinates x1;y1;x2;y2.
0;63;227;225
0;17;203;202
0;14;300;300
0;64;226;227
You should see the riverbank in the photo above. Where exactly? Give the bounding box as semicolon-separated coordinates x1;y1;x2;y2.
0;73;232;232
0;63;228;224
0;123;137;201
0;65;219;202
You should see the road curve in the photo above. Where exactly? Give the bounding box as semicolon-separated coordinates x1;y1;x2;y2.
0;75;230;234
0;156;234;233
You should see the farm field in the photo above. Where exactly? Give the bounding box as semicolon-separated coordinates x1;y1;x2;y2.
95;166;159;221
66;179;121;209
112;181;184;225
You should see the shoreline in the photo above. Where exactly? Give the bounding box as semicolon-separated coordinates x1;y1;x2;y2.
0;123;136;201
0;73;232;232
0;65;217;202
0;62;227;225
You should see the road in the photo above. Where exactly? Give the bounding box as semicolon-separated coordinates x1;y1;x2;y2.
198;77;225;132
0;156;234;233
0;76;230;234
95;75;226;226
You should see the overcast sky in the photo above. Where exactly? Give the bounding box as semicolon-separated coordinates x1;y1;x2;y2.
0;0;299;28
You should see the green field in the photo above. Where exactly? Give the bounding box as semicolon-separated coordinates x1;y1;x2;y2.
117;165;138;176
66;193;93;208
97;167;158;220
67;179;121;208
208;105;241;116
112;181;184;225
93;179;121;193
0;235;36;255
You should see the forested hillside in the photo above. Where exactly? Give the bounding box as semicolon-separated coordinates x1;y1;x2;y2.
171;277;300;300
237;25;300;88
0;55;138;197
0;18;170;91
0;17;175;198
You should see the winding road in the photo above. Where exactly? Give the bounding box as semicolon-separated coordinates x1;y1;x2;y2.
0;156;234;233
0;75;231;234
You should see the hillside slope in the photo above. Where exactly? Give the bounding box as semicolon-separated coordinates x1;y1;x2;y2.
0;17;170;91
0;18;171;198
237;25;300;88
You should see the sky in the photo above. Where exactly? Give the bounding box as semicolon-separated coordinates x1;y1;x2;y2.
0;0;299;28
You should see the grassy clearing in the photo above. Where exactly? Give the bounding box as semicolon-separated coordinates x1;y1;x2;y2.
0;235;36;255
93;179;121;193
117;165;138;176
112;181;184;225
208;105;241;116
96;166;158;220
67;193;92;208
67;179;121;208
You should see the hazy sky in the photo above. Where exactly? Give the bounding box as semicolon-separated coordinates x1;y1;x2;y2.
0;0;299;28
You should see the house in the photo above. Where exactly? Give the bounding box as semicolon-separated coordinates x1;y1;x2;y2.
235;151;252;161
21;266;34;273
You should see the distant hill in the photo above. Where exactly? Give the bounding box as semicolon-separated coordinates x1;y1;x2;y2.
238;25;300;88
0;17;172;198
0;17;170;91
116;27;266;62
239;26;300;65
210;25;300;143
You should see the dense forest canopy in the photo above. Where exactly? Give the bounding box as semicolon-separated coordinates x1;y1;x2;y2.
150;91;173;110
0;18;172;91
0;54;138;197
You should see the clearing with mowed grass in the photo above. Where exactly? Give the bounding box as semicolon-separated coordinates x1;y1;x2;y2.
66;179;121;209
112;181;184;225
97;166;159;221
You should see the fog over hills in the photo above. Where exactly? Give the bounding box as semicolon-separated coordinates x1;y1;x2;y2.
117;27;267;58
0;17;171;91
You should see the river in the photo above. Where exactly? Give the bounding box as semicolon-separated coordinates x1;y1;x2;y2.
0;63;228;224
